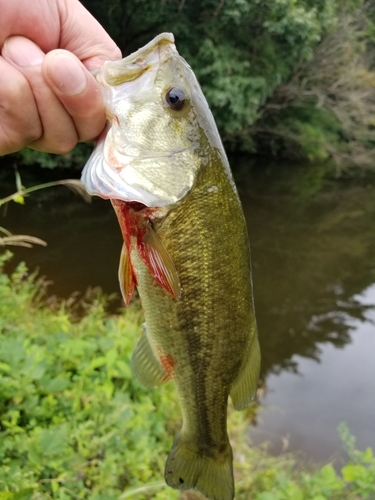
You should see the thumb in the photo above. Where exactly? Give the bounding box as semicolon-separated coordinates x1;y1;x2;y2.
43;49;107;142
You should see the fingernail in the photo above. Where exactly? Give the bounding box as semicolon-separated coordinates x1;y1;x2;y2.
48;52;87;96
3;36;44;66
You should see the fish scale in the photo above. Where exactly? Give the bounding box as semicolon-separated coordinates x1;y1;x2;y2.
130;153;257;499
81;32;260;500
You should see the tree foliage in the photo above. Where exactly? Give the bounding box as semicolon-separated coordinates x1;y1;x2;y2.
81;0;341;149
10;0;375;169
257;2;375;168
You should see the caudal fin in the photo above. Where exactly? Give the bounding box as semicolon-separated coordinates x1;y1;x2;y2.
164;433;234;500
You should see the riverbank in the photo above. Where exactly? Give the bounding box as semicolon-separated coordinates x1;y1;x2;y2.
0;251;374;500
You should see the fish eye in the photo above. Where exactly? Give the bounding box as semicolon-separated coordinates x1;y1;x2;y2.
165;87;186;111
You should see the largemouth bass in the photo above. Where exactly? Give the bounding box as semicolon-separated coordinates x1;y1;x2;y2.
81;33;260;500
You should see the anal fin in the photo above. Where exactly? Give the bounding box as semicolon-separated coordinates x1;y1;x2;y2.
230;333;261;411
131;326;169;388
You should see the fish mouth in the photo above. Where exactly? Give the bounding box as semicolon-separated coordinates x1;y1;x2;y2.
110;198;148;214
97;33;176;87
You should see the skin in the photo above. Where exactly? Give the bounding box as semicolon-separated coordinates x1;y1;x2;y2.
0;0;121;155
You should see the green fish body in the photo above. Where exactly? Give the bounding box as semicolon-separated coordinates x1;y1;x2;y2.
81;33;260;500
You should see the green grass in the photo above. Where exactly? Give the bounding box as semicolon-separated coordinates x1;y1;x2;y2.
0;251;374;500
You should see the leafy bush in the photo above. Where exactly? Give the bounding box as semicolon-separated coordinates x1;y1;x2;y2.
0;251;180;499
257;3;375;168
1;252;374;499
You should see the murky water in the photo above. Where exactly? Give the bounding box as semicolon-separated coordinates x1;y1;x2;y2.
1;160;374;461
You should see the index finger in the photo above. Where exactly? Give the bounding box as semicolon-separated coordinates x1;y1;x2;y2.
0;0;121;68
53;0;122;68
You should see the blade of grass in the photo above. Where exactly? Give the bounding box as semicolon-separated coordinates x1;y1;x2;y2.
0;179;91;206
0;234;47;248
119;481;167;499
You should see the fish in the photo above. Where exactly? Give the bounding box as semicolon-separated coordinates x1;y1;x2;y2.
81;33;260;500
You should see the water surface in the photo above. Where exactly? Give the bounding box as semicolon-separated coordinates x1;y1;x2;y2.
1;160;374;461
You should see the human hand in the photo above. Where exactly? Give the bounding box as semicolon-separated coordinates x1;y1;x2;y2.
0;0;121;155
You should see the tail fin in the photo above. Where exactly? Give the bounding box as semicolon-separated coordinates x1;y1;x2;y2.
164;432;234;500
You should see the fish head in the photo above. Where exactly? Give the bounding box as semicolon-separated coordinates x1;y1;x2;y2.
81;33;223;208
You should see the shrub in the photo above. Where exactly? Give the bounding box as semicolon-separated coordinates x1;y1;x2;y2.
1;253;374;499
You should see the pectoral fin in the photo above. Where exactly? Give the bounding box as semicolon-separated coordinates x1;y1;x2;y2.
139;225;181;300
118;243;135;306
131;326;169;387
230;333;261;411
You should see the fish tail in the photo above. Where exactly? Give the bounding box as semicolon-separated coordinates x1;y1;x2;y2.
164;432;234;500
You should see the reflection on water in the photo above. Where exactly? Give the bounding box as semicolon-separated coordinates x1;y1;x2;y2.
1;160;375;460
251;285;375;460
238;161;375;459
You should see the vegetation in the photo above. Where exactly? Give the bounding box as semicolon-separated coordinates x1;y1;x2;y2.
257;3;375;168
0;169;90;250
0;251;374;499
0;251;179;500
8;0;375;171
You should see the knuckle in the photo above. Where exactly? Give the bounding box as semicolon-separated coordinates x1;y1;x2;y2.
26;126;43;144
58;132;79;154
0;78;27;111
0;129;23;154
0;123;42;155
53;139;77;155
0;70;43;153
36;135;78;155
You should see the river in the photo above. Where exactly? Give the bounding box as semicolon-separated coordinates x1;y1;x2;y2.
1;158;374;462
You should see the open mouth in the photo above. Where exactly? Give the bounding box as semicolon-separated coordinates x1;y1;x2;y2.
127;201;147;212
